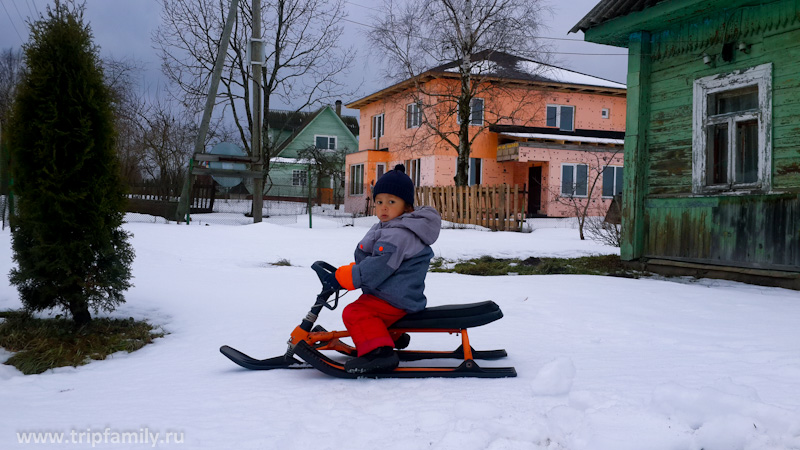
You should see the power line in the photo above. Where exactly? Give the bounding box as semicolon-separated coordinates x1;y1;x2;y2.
343;0;383;13
1;1;24;43
342;2;609;44
10;0;27;24
339;16;627;57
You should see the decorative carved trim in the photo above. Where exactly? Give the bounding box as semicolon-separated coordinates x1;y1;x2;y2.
649;1;800;60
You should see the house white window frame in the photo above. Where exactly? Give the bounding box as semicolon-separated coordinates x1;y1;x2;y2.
376;163;386;179
314;135;337;150
602;165;624;198
601;108;610;119
292;169;308;187
561;163;588;198
404;158;421;186
406;102;422;129
546;104;575;131
350;164;364;196
692;63;772;194
371;113;384;140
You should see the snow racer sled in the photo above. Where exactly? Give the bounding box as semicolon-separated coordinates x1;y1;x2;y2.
220;261;516;379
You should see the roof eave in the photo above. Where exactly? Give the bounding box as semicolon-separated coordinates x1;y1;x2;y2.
572;0;747;48
346;72;626;110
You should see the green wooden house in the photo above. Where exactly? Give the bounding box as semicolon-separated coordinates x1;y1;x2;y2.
267;104;358;205
572;0;800;289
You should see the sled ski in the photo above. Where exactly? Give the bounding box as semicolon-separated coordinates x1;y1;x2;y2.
220;345;309;370
293;341;516;379
221;261;516;379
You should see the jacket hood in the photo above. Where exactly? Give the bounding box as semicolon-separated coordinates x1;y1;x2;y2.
381;206;441;245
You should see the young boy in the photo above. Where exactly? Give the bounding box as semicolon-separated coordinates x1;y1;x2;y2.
327;164;441;373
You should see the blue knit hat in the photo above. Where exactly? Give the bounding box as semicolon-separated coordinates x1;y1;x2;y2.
373;164;415;206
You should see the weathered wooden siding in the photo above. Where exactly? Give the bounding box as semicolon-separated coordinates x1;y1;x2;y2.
645;194;800;270
636;0;800;271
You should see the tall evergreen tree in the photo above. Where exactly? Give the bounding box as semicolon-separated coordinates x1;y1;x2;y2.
7;1;134;326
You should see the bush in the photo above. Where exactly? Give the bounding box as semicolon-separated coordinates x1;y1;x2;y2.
437;254;643;278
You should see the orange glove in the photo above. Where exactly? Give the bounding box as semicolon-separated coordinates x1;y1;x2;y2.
335;262;356;291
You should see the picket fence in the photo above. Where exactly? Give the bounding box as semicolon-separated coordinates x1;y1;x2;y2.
414;184;527;231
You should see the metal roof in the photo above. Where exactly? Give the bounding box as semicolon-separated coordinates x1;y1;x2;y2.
570;0;670;34
345;50;626;110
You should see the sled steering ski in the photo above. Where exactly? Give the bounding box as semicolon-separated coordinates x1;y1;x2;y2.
220;261;516;378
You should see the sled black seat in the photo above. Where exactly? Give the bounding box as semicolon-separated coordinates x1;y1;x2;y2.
391;301;503;330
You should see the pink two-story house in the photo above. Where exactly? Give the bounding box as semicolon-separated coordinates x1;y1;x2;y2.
344;51;627;218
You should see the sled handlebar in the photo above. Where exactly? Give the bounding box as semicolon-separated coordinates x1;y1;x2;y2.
296;261;342;333
311;261;338;282
312;260;341;308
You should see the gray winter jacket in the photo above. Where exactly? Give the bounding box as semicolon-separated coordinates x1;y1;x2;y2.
349;206;441;313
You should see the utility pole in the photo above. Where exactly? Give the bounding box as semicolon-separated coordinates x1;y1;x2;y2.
251;0;264;222
175;0;240;223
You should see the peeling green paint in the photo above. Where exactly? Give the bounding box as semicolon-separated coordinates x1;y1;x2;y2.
608;0;800;271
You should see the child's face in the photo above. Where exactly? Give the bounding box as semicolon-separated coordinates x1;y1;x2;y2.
375;193;407;222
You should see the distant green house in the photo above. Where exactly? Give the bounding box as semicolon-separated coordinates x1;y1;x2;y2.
267;104;358;205
573;0;799;289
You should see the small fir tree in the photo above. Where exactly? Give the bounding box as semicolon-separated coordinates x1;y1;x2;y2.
7;1;134;326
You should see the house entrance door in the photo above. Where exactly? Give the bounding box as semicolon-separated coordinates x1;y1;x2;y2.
527;166;543;217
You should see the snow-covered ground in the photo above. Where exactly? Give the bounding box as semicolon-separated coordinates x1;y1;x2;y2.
1;216;799;449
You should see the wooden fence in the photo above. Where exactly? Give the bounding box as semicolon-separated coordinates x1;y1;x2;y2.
126;179;216;220
415;184;527;231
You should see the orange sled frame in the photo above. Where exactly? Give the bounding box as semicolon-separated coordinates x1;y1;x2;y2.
220;261;516;378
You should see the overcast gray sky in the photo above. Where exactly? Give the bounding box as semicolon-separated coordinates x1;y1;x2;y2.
1;0;629;114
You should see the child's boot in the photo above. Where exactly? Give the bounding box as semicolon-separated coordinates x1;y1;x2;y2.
344;346;399;373
393;333;411;350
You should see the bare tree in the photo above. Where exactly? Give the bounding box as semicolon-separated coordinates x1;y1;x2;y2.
0;48;24;125
154;0;356;183
297;144;349;208
132;99;199;196
369;0;551;186
101;57;149;187
1;48;24;200
584;196;622;247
